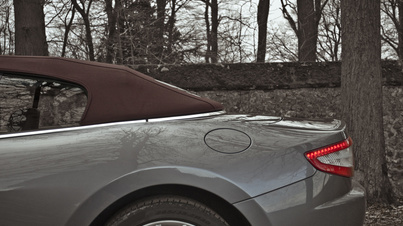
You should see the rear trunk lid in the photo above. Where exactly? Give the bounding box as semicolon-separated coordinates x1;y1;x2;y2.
200;114;349;196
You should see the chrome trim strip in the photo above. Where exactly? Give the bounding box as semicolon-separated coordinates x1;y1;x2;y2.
0;111;225;139
0;119;147;139
148;111;226;122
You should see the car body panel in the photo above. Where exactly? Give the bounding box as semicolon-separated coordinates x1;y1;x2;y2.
0;114;351;225
235;171;365;226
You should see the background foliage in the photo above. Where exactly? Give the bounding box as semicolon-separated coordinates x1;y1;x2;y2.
1;0;402;63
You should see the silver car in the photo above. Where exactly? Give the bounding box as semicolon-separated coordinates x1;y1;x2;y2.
0;56;365;226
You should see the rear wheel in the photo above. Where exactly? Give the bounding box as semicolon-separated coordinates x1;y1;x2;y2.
105;195;229;226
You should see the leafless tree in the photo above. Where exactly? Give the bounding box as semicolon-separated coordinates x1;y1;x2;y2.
72;0;95;61
381;0;403;60
0;0;14;55
266;25;298;62
202;0;219;63
155;0;166;61
45;0;76;57
281;0;328;61
317;0;341;61
256;0;270;62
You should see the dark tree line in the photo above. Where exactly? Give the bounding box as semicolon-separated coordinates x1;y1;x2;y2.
3;0;403;63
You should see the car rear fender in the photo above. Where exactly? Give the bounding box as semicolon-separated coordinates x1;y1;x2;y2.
66;166;252;226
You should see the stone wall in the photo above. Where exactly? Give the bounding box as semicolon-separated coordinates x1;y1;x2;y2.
135;61;403;199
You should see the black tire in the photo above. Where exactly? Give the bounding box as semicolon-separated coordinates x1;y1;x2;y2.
105;195;229;226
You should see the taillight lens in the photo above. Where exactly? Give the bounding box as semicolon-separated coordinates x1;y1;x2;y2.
305;137;353;177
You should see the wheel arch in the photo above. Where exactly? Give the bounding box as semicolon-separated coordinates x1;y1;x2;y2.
66;167;252;226
90;184;251;226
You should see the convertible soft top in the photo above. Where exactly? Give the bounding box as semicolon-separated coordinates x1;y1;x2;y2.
0;56;223;125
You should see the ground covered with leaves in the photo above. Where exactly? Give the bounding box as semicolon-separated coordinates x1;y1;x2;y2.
364;202;403;225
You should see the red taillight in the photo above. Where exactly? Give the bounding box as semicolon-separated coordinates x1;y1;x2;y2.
305;137;353;177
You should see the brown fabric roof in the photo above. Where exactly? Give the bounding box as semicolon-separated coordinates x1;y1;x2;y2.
0;56;223;125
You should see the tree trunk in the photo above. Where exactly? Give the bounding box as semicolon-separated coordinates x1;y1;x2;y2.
297;0;317;61
204;0;211;63
341;0;394;203
116;1;124;65
82;15;95;61
281;0;327;62
257;0;270;63
62;5;75;58
210;0;218;63
72;0;95;61
14;0;48;56
105;0;116;63
167;0;177;56
156;0;166;63
398;0;403;59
